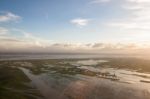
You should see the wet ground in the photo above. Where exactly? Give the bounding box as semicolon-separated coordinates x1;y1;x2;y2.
0;58;150;99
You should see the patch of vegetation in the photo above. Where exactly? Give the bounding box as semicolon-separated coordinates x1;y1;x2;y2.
0;61;43;99
99;58;150;73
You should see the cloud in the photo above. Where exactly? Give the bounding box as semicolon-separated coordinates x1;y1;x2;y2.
107;0;150;32
91;0;111;4
0;27;53;52
0;12;21;22
70;18;90;27
50;42;146;51
0;31;150;53
0;37;23;42
0;27;9;35
0;27;150;53
11;28;52;48
92;43;104;48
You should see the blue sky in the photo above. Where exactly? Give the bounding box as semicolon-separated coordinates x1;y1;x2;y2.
0;0;150;53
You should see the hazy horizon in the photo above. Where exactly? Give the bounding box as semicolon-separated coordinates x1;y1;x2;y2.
1;1;150;99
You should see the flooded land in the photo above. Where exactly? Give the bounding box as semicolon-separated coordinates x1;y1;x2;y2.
0;57;150;99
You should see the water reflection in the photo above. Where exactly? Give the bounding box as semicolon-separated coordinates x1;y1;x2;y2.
1;58;150;99
75;59;108;65
21;60;150;99
20;67;150;99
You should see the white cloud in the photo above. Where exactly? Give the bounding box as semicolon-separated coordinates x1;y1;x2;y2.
1;27;150;53
0;12;21;22
107;0;150;32
0;29;150;53
0;27;54;52
0;27;9;35
70;18;90;27
126;0;150;3
91;0;111;3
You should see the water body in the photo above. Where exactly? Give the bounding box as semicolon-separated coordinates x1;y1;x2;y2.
0;56;150;99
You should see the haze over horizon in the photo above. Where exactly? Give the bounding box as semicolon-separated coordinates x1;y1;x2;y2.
1;1;150;98
0;0;150;54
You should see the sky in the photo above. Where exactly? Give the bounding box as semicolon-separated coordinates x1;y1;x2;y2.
0;0;150;53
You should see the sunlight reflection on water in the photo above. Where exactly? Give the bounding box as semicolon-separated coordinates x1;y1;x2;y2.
20;64;150;99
